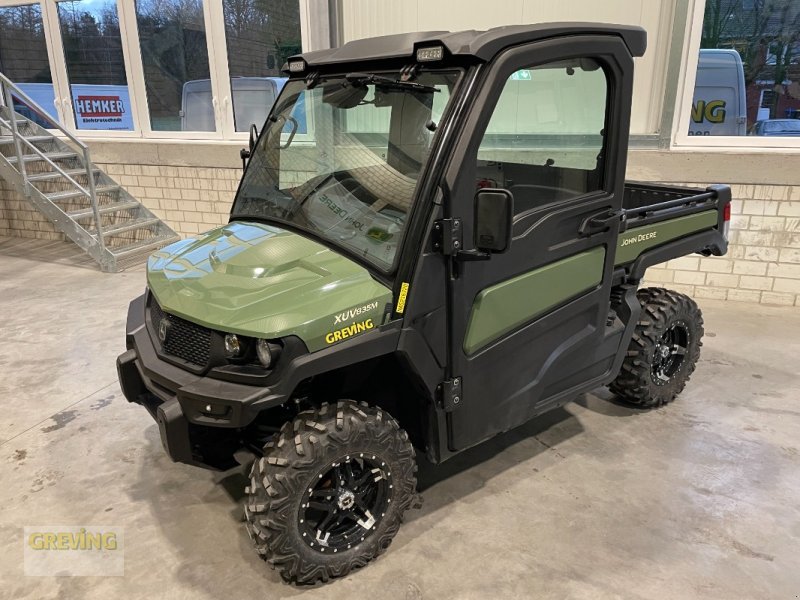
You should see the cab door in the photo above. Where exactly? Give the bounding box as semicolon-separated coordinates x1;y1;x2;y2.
443;36;634;451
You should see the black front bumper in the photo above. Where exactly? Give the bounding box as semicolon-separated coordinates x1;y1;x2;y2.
118;292;405;469
116;293;285;469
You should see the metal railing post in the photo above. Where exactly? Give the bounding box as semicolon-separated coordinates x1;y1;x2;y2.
82;146;105;251
2;81;29;188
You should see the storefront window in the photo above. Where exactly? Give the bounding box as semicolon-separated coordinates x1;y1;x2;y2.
58;0;132;131
1;0;305;137
690;0;800;137
222;0;301;131
0;4;59;125
135;0;214;132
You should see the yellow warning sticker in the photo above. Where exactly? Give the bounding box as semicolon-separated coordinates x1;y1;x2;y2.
396;282;410;314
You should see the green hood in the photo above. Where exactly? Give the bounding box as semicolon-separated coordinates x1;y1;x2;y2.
146;222;392;352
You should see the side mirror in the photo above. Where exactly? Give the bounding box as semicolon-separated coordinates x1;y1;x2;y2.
240;124;259;171
474;188;513;253
249;123;258;153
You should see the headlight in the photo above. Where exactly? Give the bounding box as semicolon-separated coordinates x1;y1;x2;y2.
224;334;241;357
256;339;282;368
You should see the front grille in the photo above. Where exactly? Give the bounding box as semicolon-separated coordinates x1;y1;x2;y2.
150;298;213;368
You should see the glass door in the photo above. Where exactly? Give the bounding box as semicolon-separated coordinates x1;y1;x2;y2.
0;1;63;126
124;0;222;137
47;0;137;133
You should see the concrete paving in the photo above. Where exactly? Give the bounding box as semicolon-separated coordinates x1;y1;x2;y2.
1;235;799;600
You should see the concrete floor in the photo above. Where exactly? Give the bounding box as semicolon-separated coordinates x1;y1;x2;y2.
1;236;799;600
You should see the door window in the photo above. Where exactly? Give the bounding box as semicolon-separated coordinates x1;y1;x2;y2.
476;59;609;215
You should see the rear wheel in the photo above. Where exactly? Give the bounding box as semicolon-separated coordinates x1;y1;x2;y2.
244;400;417;584
610;287;703;408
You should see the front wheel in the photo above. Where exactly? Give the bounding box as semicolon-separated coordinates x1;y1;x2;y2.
610;287;704;408
244;400;417;585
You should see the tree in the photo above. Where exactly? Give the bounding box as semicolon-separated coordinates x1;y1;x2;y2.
701;0;741;48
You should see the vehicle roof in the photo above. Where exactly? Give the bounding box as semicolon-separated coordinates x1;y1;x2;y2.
286;23;647;72
698;48;744;68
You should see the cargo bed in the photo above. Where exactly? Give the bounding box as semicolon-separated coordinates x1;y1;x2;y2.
613;181;731;276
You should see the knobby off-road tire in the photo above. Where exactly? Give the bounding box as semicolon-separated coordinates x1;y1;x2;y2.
244;400;417;585
610;287;704;408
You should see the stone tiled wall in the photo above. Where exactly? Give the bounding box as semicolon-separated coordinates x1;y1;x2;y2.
642;183;800;307
0;163;240;240
0;176;62;240
97;163;240;236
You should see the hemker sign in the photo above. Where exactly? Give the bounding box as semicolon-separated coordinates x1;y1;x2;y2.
71;84;134;131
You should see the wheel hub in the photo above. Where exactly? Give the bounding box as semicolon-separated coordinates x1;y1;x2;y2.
651;321;690;385
337;489;355;511
299;455;391;552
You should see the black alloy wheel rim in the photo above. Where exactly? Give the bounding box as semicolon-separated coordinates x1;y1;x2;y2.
298;454;392;552
652;321;689;385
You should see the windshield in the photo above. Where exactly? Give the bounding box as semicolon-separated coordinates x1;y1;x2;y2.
231;71;459;270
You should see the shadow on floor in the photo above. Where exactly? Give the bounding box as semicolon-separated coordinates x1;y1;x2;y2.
211;391;647;526
0;236;100;270
573;387;651;417
131;391;642;591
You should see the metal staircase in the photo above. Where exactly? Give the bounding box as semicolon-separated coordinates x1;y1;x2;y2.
0;72;179;272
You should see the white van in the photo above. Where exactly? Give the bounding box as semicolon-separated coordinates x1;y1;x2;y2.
181;77;287;132
689;49;747;136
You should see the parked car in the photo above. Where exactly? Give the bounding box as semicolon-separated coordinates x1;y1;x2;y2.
181;76;287;132
750;118;800;136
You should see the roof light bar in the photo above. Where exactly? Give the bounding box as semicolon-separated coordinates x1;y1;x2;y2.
416;46;444;62
287;59;306;73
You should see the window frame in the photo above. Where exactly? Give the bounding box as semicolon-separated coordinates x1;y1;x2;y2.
473;59;612;218
43;0;145;138
206;0;309;140
0;0;310;141
0;0;67;127
121;0;226;140
671;0;800;151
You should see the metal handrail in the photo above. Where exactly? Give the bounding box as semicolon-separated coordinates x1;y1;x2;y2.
0;72;87;150
0;120;90;196
1;84;27;180
0;73;105;249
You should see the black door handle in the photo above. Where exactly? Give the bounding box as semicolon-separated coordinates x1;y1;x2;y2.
578;209;624;237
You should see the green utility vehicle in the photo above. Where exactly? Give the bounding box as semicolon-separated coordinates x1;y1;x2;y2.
117;23;731;584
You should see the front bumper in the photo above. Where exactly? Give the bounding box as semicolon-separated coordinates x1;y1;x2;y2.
116;293;285;469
